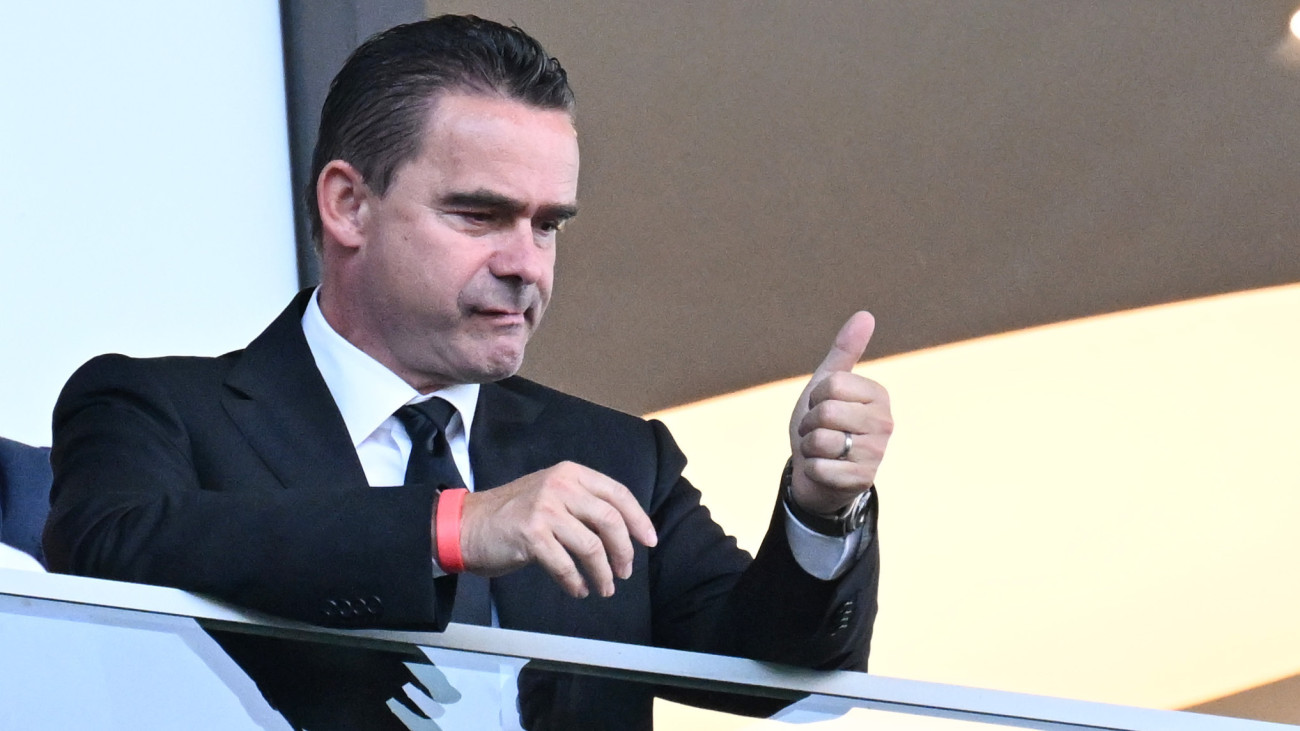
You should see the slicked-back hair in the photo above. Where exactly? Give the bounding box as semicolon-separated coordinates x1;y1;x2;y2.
308;15;575;247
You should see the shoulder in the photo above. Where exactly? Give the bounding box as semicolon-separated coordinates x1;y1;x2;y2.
61;351;241;397
54;351;244;426
58;290;310;401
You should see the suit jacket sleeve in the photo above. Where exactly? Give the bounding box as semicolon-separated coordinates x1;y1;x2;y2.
644;419;879;671
43;353;449;629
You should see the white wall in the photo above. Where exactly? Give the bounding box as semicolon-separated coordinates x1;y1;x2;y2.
0;1;300;446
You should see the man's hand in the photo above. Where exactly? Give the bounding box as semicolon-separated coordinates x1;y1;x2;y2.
456;462;658;598
788;312;893;516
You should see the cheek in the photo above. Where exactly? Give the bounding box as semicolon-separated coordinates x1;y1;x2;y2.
539;251;557;296
539;265;555;296
533;274;554;318
408;245;484;302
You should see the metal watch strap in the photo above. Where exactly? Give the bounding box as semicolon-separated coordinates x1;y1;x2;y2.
781;458;874;537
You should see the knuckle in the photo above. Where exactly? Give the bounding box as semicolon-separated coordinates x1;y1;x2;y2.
862;442;886;462
545;461;576;482
551;460;587;489
539;475;572;498
554;563;582;583
608;540;632;560
798;431;820;454
804;459;832;485
826;372;853;396
523;515;551;542
574;533;603;559
535;500;563;521
591;502;621;529
558;460;587;478
814;400;835;421
824;401;852;427
807;401;830;424
798;435;820;458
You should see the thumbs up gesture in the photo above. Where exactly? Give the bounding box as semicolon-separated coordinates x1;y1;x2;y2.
788;312;893;515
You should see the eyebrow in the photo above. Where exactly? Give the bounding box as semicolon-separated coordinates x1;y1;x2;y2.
440;189;579;223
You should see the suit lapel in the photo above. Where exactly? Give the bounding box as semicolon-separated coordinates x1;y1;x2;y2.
468;378;548;491
217;302;567;623
220;289;368;492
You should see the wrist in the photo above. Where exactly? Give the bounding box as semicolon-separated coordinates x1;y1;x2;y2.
435;487;469;572
781;459;874;537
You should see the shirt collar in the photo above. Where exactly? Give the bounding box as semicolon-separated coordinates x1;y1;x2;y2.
301;288;480;447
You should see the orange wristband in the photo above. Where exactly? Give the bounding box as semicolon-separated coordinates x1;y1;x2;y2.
436;488;468;573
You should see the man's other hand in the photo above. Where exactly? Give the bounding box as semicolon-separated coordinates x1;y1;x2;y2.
458;462;658;598
789;312;894;515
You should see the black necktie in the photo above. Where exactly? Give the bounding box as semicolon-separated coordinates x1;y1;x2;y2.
395;398;491;626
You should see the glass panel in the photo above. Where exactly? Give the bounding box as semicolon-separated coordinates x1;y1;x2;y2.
0;574;1279;730
0;594;285;730
659;696;1067;730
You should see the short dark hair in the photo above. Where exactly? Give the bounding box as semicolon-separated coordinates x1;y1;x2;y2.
308;15;575;245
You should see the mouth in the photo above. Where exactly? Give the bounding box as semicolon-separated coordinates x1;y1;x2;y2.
471;306;531;327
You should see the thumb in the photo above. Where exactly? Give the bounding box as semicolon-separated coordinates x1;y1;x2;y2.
813;311;876;377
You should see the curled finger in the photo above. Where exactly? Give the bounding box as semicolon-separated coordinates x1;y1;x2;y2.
552;514;619;597
578;470;658;549
530;531;590;599
569;496;636;581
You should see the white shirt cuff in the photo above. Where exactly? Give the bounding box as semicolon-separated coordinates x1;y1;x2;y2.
783;489;874;580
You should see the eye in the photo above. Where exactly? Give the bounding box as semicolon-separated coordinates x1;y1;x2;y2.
445;209;506;233
536;218;568;234
458;211;495;224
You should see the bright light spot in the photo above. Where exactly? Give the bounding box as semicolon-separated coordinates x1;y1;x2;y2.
651;282;1300;711
1291;8;1300;40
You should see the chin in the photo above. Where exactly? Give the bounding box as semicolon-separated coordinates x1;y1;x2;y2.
479;363;523;383
442;334;531;383
466;351;527;383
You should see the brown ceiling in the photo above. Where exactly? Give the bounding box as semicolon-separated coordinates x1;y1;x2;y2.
1187;672;1300;725
424;1;1300;416
418;2;1300;722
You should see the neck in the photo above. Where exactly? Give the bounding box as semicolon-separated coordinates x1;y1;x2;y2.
315;282;452;394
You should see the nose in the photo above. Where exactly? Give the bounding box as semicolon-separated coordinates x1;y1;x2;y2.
489;222;551;285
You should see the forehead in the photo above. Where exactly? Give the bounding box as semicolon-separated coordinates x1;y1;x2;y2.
403;92;580;204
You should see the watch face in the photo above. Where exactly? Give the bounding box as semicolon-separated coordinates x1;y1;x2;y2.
842;490;873;532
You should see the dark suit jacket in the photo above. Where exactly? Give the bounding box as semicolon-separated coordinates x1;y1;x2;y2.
44;289;879;729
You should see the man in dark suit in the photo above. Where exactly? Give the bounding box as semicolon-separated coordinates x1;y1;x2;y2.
44;15;892;729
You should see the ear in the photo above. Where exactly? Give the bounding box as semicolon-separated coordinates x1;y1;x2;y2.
317;160;371;251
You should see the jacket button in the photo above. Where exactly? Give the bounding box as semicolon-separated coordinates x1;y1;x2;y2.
830;601;855;635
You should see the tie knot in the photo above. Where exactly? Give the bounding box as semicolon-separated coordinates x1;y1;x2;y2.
395;397;458;447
